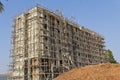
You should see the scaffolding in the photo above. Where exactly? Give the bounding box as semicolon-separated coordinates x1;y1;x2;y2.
9;5;107;80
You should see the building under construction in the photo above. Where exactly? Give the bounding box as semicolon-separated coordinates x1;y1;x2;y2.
9;5;106;80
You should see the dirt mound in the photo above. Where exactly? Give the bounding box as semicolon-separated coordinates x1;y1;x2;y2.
53;63;120;80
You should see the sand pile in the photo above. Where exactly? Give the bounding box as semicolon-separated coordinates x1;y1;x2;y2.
53;63;120;80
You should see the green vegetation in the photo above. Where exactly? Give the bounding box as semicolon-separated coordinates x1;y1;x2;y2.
105;49;117;63
0;1;4;13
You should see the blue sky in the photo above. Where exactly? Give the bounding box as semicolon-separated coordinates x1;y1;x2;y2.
0;0;120;73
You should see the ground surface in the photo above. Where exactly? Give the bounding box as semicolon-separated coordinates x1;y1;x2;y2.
53;63;120;80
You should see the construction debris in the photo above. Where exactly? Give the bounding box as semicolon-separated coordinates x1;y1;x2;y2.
54;63;120;80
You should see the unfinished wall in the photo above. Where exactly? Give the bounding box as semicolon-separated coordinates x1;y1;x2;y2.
9;5;106;80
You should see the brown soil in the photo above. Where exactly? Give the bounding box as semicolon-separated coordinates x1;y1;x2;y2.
53;63;120;80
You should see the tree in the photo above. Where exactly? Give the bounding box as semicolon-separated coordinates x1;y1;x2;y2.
0;1;4;13
105;49;117;63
